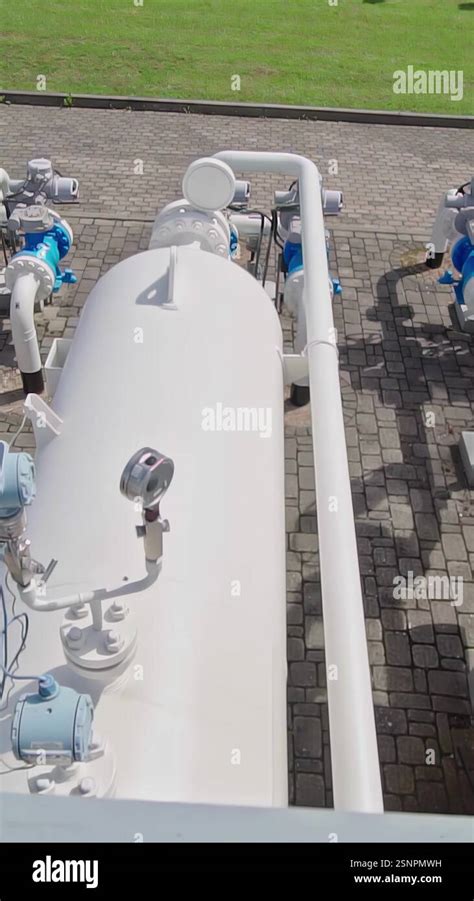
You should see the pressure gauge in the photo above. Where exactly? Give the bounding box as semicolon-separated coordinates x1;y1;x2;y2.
120;448;174;509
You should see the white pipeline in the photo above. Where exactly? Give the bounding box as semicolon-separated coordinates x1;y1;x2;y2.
215;151;383;813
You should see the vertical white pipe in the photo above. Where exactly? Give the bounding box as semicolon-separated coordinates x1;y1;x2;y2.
429;189;459;256
215;151;383;812
10;271;41;374
0;168;10;222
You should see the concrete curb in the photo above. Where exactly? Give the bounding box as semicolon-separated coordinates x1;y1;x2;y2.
1;91;473;129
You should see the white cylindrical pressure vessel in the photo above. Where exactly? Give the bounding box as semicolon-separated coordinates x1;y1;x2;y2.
0;245;287;808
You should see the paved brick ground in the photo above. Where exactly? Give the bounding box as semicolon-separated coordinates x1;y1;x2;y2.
0;105;473;814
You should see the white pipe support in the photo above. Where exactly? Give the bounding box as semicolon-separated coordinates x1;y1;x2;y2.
214;151;383;813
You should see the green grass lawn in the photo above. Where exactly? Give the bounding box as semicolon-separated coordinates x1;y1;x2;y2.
1;0;472;114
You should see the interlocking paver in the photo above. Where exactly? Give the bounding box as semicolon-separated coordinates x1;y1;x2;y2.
437;635;464;658
375;706;408;735
442;533;468;561
385;765;415;795
415;513;440;541
407;610;435;643
397;737;426;765
305;617;325;650
373;666;414;692
390;503;415;531
428;671;468;697
459;615;474;647
413;645;439;668
385;632;412;666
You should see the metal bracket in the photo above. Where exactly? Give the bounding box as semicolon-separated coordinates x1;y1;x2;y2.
24;394;63;449
282;353;309;385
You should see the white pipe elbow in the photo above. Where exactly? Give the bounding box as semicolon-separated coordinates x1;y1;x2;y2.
10;272;42;376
